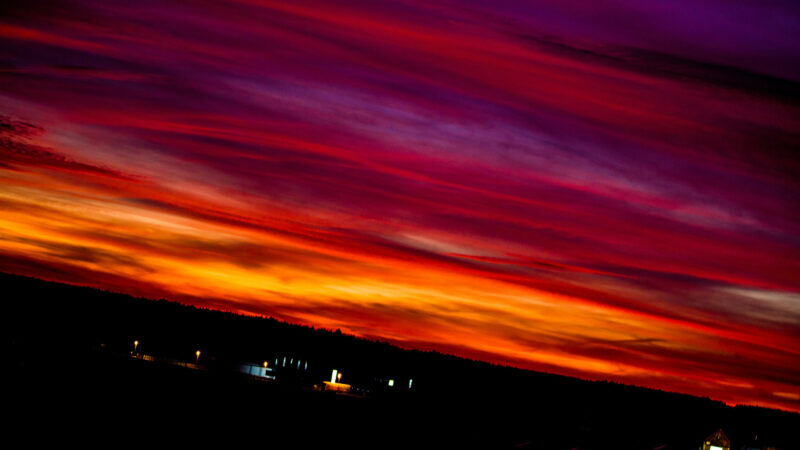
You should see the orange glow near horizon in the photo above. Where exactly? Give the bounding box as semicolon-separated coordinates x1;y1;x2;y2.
1;163;797;411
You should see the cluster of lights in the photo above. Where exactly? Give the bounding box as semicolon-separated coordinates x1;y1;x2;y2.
132;340;203;364
132;340;414;392
275;356;309;370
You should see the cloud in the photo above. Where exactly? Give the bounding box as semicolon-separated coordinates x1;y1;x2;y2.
0;115;133;180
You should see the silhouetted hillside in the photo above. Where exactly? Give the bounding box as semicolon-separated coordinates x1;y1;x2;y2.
4;272;798;449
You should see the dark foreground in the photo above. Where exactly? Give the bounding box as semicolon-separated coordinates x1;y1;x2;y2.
4;272;799;449
9;349;455;448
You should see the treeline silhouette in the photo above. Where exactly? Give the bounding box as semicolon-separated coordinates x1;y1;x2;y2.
3;271;798;449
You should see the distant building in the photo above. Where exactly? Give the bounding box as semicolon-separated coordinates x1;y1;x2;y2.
702;429;730;450
322;381;351;393
237;363;275;380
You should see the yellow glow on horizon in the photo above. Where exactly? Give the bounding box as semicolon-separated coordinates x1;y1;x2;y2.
1;155;797;413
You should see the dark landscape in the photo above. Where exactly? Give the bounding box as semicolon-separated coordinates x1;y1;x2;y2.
4;272;798;449
3;1;800;448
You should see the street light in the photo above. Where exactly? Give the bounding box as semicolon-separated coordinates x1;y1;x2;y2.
195;350;201;363
133;340;139;354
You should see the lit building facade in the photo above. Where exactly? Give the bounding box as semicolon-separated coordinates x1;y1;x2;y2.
701;429;730;450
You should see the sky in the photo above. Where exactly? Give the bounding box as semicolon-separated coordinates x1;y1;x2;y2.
1;0;799;411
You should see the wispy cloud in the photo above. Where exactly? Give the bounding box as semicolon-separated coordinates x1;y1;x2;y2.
1;0;799;411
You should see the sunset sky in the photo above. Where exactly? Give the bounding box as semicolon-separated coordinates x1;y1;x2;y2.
1;0;799;411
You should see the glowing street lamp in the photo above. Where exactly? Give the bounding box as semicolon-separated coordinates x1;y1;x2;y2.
133;340;139;354
195;350;201;363
337;372;342;382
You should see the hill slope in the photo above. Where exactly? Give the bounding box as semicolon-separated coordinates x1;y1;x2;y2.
4;271;798;449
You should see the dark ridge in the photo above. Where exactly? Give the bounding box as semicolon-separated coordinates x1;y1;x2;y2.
3;271;798;449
